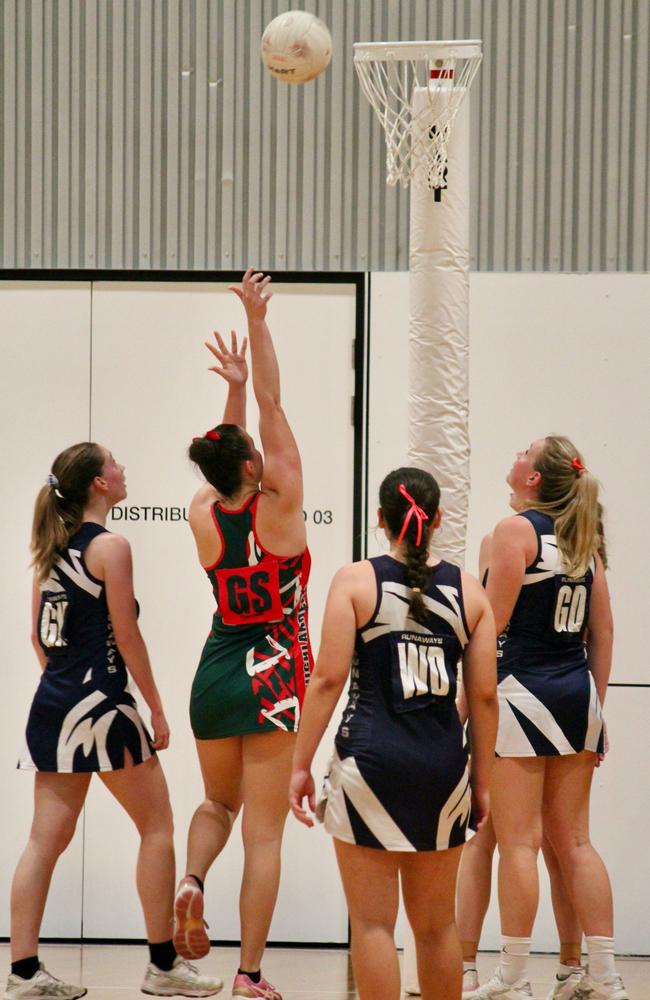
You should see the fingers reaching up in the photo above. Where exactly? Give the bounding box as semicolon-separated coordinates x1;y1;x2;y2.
205;329;249;385
230;267;273;320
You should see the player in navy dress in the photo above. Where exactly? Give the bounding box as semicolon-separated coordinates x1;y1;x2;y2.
290;468;498;1000
466;436;627;1000
6;442;222;1000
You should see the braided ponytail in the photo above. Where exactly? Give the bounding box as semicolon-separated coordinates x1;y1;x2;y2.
378;467;441;624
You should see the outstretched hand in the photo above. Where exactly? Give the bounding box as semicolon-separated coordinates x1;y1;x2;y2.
230;267;273;321
205;330;249;385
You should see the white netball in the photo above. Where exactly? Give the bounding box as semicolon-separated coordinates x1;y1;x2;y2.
261;10;332;85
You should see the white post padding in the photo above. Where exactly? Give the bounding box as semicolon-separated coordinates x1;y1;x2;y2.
403;87;472;995
408;88;471;567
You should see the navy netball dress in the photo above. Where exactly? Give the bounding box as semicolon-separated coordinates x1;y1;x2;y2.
19;523;154;773
495;510;604;758
321;555;471;852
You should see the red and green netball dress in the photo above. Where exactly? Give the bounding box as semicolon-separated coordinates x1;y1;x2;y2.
190;493;313;739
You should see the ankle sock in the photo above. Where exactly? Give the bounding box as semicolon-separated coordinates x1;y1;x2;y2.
238;968;261;984
186;873;205;895
557;961;581;980
149;939;177;972
500;936;531;985
585;935;616;982
11;956;40;981
463;960;478;972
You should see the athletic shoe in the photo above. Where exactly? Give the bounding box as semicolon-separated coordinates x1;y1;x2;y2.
464;968;533;999
174;879;210;960
570;973;629;999
141;957;223;997
463;967;480;998
546;969;586;999
231;973;282;999
4;964;87;999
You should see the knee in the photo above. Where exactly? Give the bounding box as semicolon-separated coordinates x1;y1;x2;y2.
544;823;590;858
203;795;240;823
411;915;456;944
32;818;77;859
139;802;174;842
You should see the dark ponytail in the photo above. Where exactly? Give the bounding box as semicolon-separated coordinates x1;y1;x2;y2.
378;467;441;623
188;424;253;498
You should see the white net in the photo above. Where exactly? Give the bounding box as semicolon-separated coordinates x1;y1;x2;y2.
353;40;482;191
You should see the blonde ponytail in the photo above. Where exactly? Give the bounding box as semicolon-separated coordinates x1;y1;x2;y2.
31;442;105;584
524;435;604;579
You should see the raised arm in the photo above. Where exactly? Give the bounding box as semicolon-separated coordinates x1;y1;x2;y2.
205;329;248;428
231;268;302;506
289;564;358;826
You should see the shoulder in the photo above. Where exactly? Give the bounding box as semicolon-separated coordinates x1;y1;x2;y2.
89;531;132;564
493;513;537;544
189;484;219;524
330;560;374;591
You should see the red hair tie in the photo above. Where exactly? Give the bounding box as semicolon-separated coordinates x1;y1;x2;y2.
396;484;429;547
193;429;221;443
571;457;586;474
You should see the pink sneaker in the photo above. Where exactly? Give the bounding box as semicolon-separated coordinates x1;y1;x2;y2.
231;972;282;999
173;878;210;960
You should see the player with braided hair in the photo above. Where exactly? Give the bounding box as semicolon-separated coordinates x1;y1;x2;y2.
289;466;498;1000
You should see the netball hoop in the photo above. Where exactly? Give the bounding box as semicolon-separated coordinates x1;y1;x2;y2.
354;40;482;572
353;40;482;192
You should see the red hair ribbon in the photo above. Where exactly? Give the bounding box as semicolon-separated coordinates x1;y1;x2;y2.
193;429;221;443
396;484;429;547
571;456;586;474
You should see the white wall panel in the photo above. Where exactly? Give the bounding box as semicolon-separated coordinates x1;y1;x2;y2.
81;280;356;941
0;282;91;938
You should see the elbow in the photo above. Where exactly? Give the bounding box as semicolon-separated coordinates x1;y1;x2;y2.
112;625;142;656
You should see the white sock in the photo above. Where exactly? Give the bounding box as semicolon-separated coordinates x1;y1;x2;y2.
499;936;531;985
585;936;616;982
463;960;477;972
557;962;581;980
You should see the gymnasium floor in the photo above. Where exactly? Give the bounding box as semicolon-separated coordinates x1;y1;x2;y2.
1;944;648;998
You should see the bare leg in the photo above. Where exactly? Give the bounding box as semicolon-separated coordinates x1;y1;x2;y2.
490;757;545;937
543;751;613;937
186;736;243;881
238;731;295;972
100;755;175;943
541;833;582;966
10;772;90;961
401;846;464;1000
456;817;497;961
334;840;401;1000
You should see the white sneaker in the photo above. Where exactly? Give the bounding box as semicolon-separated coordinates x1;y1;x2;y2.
141;957;223;997
463;967;480;998
465;968;533;999
570;973;629;999
546;969;585;999
4;964;87;999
